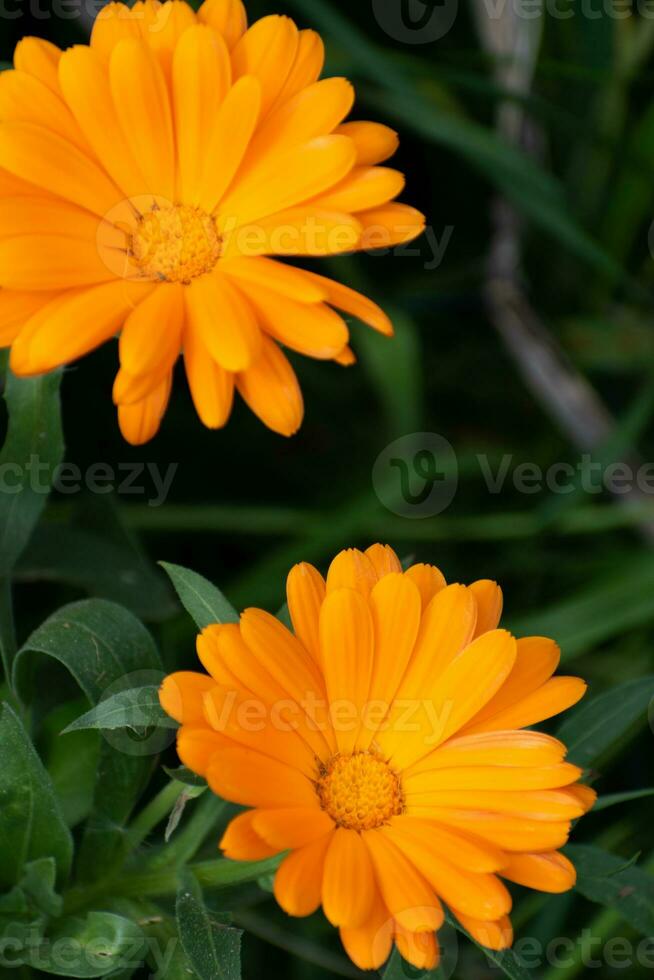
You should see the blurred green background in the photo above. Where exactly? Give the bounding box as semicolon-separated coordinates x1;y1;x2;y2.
2;0;654;977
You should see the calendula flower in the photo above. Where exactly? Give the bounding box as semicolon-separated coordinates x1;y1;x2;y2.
0;0;424;444
160;544;594;971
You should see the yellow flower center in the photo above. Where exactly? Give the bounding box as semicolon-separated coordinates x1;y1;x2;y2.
317;751;404;831
129;203;222;283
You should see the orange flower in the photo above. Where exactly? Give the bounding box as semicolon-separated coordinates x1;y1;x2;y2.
160;544;594;971
0;0;424;444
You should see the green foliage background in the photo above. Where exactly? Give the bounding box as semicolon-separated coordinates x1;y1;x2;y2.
1;0;654;977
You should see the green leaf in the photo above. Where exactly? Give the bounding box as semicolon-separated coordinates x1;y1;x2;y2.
0;857;62;946
557;676;654;768
176;872;242;980
509;556;654;660
0;364;64;577
41;701;100;827
567;844;654;936
13;599;162;883
162;765;207;789
160;561;238;629
13;598;161;706
63;686;177;734
17;519;176;623
0;703;73;888
592;788;654;811
24;911;146;977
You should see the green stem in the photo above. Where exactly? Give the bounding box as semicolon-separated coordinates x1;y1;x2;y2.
0;576;17;689
127;780;183;851
114;854;282;900
147;795;227;870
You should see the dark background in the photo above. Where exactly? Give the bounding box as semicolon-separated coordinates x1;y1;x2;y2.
2;0;654;976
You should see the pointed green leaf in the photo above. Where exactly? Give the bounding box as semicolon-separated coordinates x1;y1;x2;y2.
557;676;654;767
176;873;241;980
566;844;654;937
0;703;73;888
160;562;238;629
0;363;64;577
63;686;176;734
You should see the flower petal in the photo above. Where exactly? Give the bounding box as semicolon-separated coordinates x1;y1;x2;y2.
231;14;298;117
207;746;318;808
322;828;376;927
185;270;261;372
220;809;278;860
253;808;334;850
197;0;247;49
236;335;303;437
173;24;231;203
274;832;333;916
286;562;326;663
110;38;175;200
365;830;443;933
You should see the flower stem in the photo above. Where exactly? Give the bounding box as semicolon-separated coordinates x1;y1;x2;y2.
127;780;184;851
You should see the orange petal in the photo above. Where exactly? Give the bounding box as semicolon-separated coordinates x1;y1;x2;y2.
109;38;175;200
0;69;85;152
393;925;439;971
219;135;356;228
274;832;333;916
313;167;405;213
253;808;334;850
325;548;377;596
206;746;318;808
173;24;231;203
220;809;278;860
382;823;511;921
231;14;298;117
90;2;143;63
419;809;572;853
236;335;303;437
322;828;376;927
454;912;513;950
365;830;442;933
364;543;401;577
159;671;215;725
234;280;348;360
59;45;147;199
239;607;325;708
286;562;327;663
176;725;227;775
119;282;183;376
319;587;374;753
501;850;577;893
404;563;447;609
336;121;399;165
292;270;393;336
340;893;394;971
185;271;261;372
11;280;154;376
0;122;120;217
271;29;324;109
117;371;171;444
359;573;421;750
198;0;247;49
221;256;326;303
13;37;62;92
194;75;261;213
183;324;234;429
245;77;354;164
469;580;503;636
0;290;51;346
358;203;426;250
386;816;505;874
